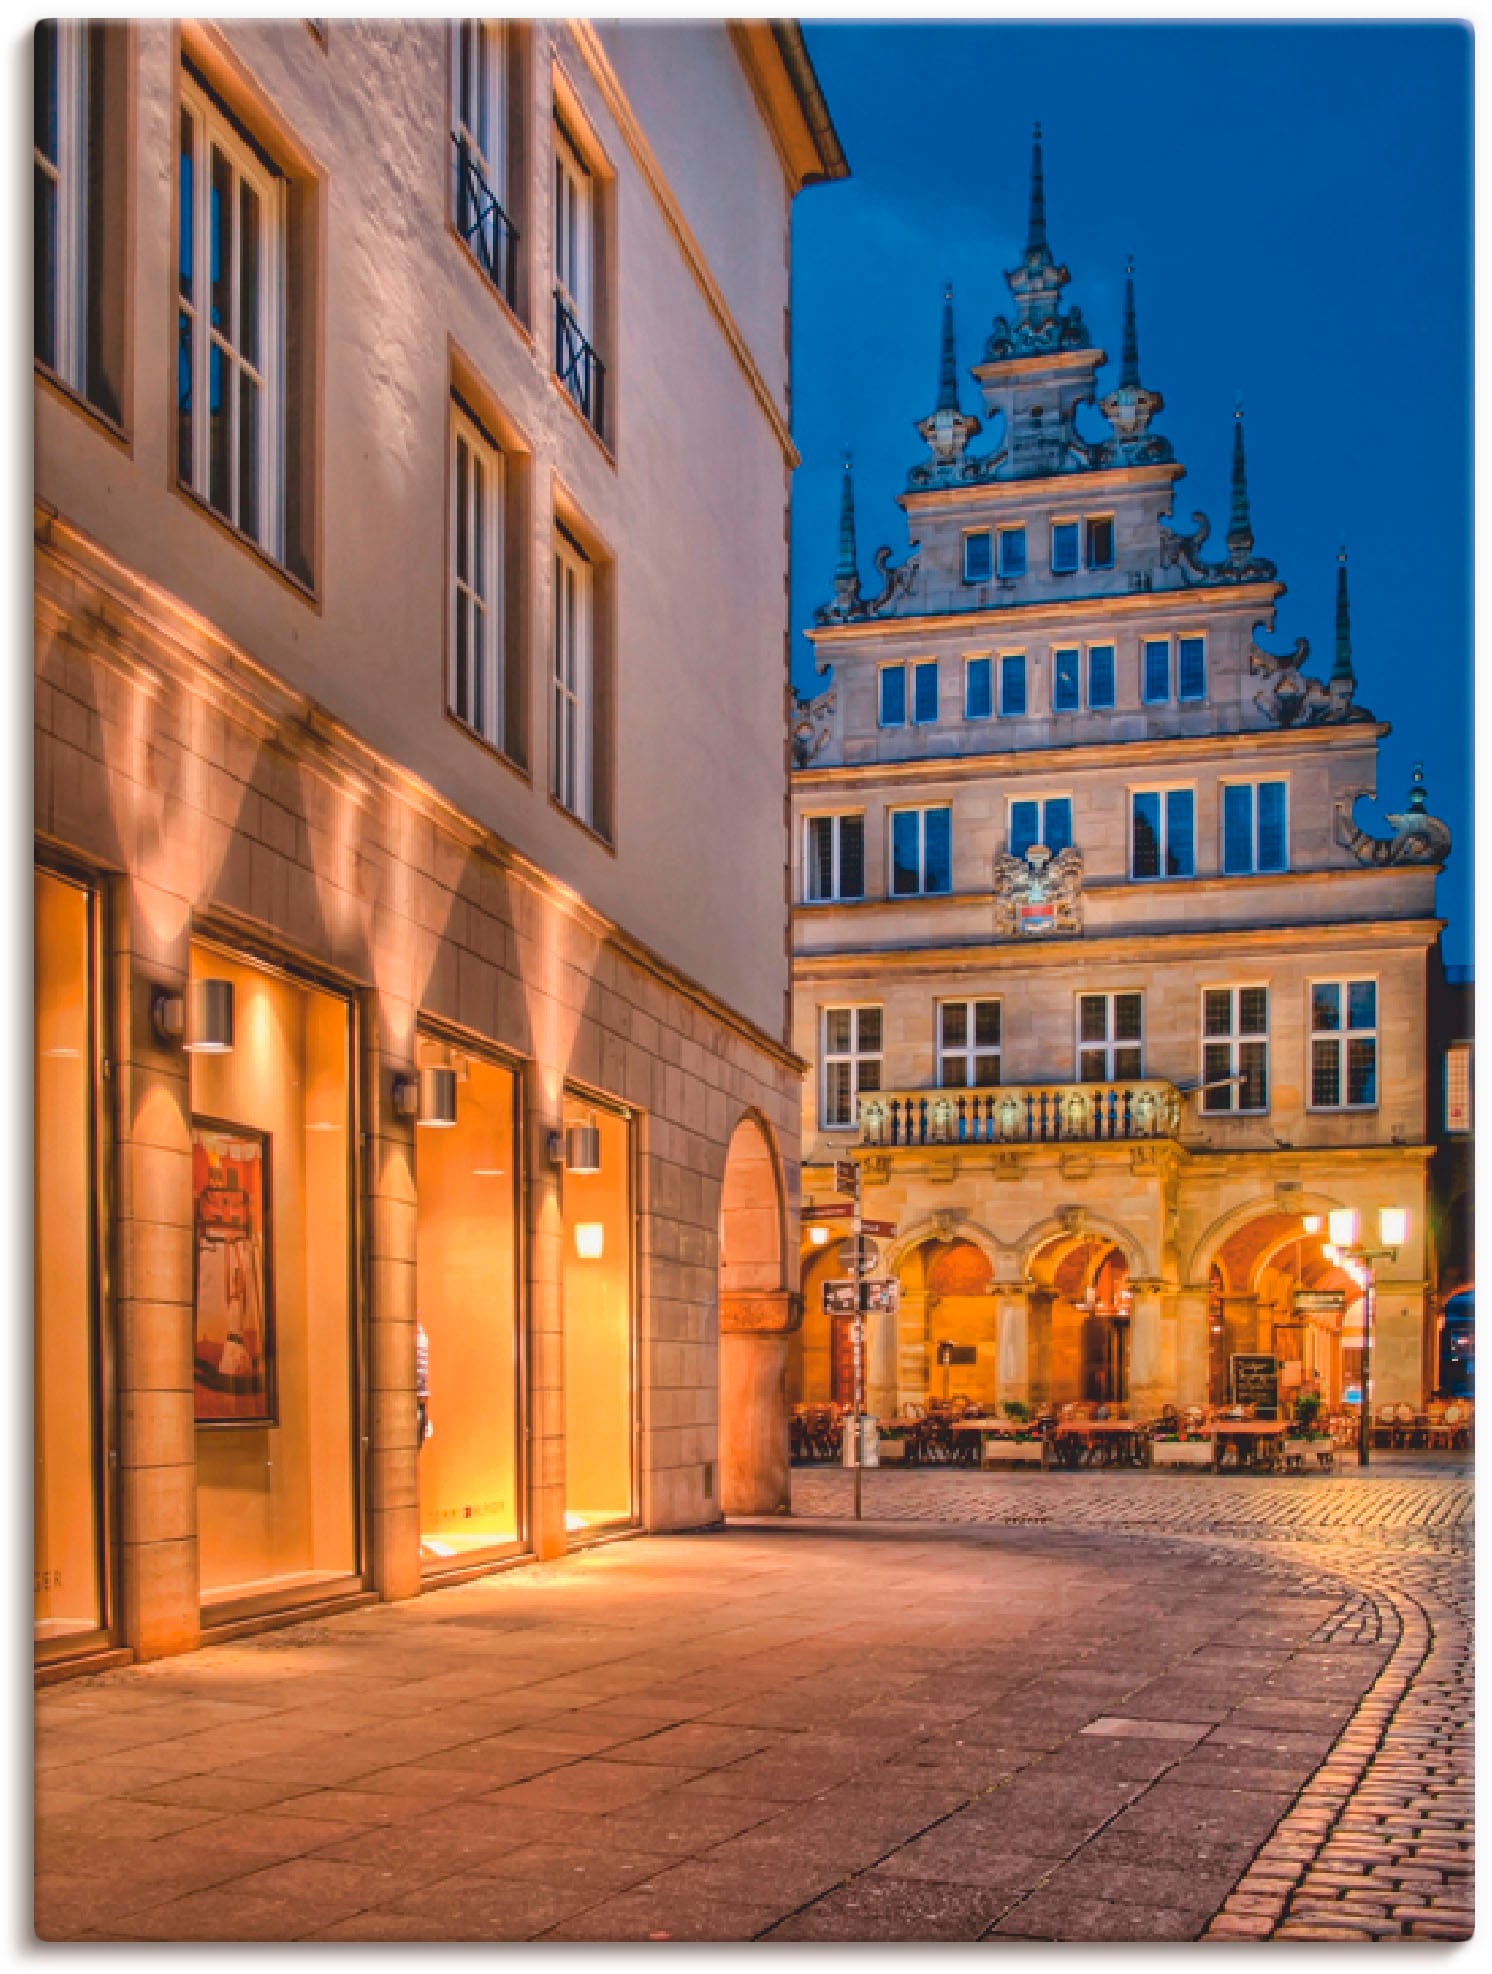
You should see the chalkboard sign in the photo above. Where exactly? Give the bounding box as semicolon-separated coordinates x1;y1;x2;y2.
1230;1353;1280;1417
936;1342;977;1366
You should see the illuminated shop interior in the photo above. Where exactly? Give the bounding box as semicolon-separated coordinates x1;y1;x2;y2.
189;942;358;1608
562;1098;634;1532
34;869;103;1646
414;1037;521;1567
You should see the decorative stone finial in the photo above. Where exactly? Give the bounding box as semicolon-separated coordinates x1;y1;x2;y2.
1227;403;1254;562
1026;122;1047;255
1098;259;1169;464
912;283;981;485
1408;763;1429;814
936;283;959;413
1119;257;1140;389
835;452;858;585
1331;545;1355;687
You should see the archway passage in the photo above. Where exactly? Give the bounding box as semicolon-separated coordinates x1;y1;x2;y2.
1029;1234;1131;1405
717;1113;797;1516
1210;1212;1364;1412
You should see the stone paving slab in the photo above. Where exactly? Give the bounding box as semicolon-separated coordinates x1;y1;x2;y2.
34;1457;1472;1943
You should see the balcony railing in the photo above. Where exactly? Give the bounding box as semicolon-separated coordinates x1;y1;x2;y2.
858;1080;1183;1149
555;290;606;439
453;132;519;309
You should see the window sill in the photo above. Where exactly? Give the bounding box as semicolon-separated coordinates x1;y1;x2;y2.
35;361;131;454
550;367;617;470
447;216;532;350
172;481;320;611
549;789;616;856
444;707;530;786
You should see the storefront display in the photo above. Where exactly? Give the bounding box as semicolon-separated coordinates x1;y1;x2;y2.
562;1097;635;1532
414;1037;522;1567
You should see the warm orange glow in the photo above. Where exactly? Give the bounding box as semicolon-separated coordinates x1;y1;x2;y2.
563;1103;633;1529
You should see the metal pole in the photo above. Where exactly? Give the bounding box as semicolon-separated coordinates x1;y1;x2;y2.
1358;1256;1375;1468
852;1160;863;1521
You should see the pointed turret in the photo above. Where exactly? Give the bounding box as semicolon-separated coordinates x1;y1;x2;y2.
1331;547;1355;687
835;453;858;585
912;285;981;487
1227;405;1254;562
1098;258;1170;465
988;122;1089;359
935;283;960;413
1119;257;1141;389
1026;121;1048;255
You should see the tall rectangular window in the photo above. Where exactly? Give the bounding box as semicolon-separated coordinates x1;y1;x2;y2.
965;656;992;721
1202;987;1269;1113
552;529;593;825
1131;789;1194;879
939;1000;1002;1088
997;527;1027;578
1223;781;1288;875
1086;515;1115;569
1445;1042;1473;1134
554;120;603;436
1087;643;1116;709
35;22;124;422
822;1006;882;1129
1310;980;1378;1110
449;401;504;749
1142;638;1171;704
890;806;952;896
1000;654;1027;717
805;814;865;903
1010;796;1073;859
451;22;517;307
879;664;907;728
1052;646;1080;713
1077;992;1143;1082
912;660;939;724
963;531;992;584
1177;634;1207;702
1051;520;1079;574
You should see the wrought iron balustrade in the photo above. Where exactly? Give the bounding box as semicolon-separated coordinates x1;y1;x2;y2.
858;1080;1182;1149
554;290;606;439
452;132;519;308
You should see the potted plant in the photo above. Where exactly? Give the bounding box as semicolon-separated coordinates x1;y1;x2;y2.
1283;1392;1335;1471
981;1398;1045;1465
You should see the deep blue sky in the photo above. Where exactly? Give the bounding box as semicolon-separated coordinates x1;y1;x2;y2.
789;22;1472;964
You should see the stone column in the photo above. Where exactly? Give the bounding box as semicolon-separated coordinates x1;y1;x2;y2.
866;1300;898;1420
1127;1281;1166;1417
1027;1288;1055;1409
995;1291;1029;1409
1175;1288;1211;1406
720;1291;802;1515
114;880;199;1660
364;1001;420;1602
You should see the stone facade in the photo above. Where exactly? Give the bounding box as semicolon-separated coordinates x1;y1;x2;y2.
790;129;1450;1430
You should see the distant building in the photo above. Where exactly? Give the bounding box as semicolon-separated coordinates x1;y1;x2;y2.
789;127;1452;1428
1427;952;1473;1393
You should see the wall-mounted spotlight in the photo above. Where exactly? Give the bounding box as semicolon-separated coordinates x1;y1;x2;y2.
564;1116;602;1174
152;978;235;1053
393;1065;459;1127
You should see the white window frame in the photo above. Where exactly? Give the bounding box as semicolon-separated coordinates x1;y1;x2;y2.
888;804;952;897
962;530;992;584
1086;641;1117;709
1307;977;1379;1113
178;70;285;559
451;20;506;215
1130;785;1195;881
449;399;505;750
878;662;907;729
1050;517;1080;575
35;19;88;392
998;651;1027;718
937;998;1002;1089
1076;991;1145;1083
1141;635;1171;705
554;117;592;341
1008;794;1073;857
1085;513;1116;569
911;658;939;726
963;654;993;722
552;529;593;825
1200;984;1270;1115
821;1004;883;1131
803;813;865;905
1176;630;1208;703
1221;778;1290;876
997;525;1027;579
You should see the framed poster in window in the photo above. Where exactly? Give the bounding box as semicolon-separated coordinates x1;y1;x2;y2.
191;1118;276;1425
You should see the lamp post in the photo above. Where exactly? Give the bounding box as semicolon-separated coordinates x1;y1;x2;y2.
1315;1205;1410;1468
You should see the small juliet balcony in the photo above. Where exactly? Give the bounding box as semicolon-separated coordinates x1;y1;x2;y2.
858;1080;1183;1150
452;132;520;309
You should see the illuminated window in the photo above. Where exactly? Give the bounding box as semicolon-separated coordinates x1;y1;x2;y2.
1446;1042;1472;1134
939;999;1001;1088
1201;986;1269;1113
1310;979;1377;1110
1078;992;1143;1082
805;814;864;903
822;1006;882;1129
562;1099;634;1532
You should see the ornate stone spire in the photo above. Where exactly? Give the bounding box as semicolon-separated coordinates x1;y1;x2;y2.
912;284;981;487
1098;259;1170;465
986;122;1090;362
1119;257;1141;389
1331;546;1355;687
1026;120;1048;254
835;452;858;586
1227;404;1254;562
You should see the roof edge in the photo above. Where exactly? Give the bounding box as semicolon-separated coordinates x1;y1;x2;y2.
730;21;849;189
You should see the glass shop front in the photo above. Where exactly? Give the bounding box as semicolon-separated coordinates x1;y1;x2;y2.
561;1095;636;1535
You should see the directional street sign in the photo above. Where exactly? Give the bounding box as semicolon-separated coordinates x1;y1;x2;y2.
836;1236;878;1272
824;1278;899;1316
859;1218;898;1239
803;1200;855;1222
834;1160;858;1196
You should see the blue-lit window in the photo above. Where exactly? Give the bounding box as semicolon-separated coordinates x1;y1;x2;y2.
1223;781;1288;876
1178;634;1207;702
963;531;992;584
912;660;939;724
891;805;952;896
965;656;992;720
997;527;1027;579
1051;521;1079;574
1087;644;1115;709
1000;654;1027;717
879;664;906;727
1142;639;1170;705
1131;788;1194;879
1052;647;1080;713
1044;796;1073;854
1086;515;1115;569
1011;796;1072;858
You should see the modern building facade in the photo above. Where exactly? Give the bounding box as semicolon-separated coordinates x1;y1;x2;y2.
34;18;845;1675
789;128;1452;1430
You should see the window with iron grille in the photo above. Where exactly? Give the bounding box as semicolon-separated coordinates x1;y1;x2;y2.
451;22;518;308
449;399;505;750
1201;986;1269;1113
553;119;604;437
1309;980;1377;1110
804;814;865;903
822;1006;882;1129
1077;992;1143;1082
938;1000;1002;1088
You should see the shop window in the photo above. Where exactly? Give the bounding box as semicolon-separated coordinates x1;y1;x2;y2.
34;868;105;1651
189;943;357;1610
415;1040;521;1569
562;1099;634;1533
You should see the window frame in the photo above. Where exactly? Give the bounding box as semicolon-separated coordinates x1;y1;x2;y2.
1307;977;1380;1113
999;651;1027;718
1141;635;1171;706
964;654;993;722
553;116;592;338
1221;778;1289;877
1086;642;1116;709
1200;984;1270;1116
551;526;593;828
937;998;1003;1090
1085;513;1116;570
34;19;88;395
1445;1040;1473;1135
1130;785;1196;881
448;396;506;753
1008;794;1074;859
911;659;939;726
997;525;1028;579
962;529;993;585
1075;991;1145;1084
878;662;907;729
1177;631;1208;703
821;1003;883;1132
888;804;953;898
1050;517;1080;576
1051;644;1081;713
802;812;866;905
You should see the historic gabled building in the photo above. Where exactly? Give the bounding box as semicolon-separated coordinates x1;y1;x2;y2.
789;126;1452;1426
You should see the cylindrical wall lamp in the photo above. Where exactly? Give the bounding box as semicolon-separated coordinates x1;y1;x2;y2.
564;1118;603;1174
392;1065;459;1127
152;978;235;1052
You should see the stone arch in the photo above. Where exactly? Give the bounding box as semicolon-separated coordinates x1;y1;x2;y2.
1187;1190;1348;1288
717;1110;797;1517
1019;1211;1146;1284
882;1213;1003;1283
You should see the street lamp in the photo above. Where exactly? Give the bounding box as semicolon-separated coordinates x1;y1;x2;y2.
1315;1206;1409;1467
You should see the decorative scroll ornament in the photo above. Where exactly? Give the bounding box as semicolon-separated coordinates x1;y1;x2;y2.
790;685;836;769
1158;509;1278;586
1249;629;1373;727
812;545;920;625
992;843;1083;937
1337;767;1451;868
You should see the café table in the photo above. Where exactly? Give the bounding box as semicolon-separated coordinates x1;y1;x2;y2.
1050;1418;1145;1470
1211;1418;1290;1472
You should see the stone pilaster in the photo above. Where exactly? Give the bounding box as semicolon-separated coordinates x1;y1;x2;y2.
364;1003;419;1602
1127;1280;1166;1417
896;1287;929;1411
1175;1287;1211;1406
995;1290;1029;1408
526;1088;567;1560
720;1290;801;1515
1027;1288;1055;1409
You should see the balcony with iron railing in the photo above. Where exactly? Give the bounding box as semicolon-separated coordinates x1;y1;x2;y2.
858;1080;1183;1150
554;290;606;440
452;132;519;310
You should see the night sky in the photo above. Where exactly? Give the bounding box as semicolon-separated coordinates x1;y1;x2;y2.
788;22;1472;965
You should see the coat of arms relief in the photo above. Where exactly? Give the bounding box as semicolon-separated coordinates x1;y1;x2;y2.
992;841;1084;937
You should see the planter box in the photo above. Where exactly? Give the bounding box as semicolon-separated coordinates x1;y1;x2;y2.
878;1436;908;1464
1149;1438;1214;1469
981;1438;1045;1467
1282;1436;1335;1470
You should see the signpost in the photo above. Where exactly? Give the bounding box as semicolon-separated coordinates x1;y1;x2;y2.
803;1160;897;1523
836;1236;879;1273
1292;1290;1346;1316
824;1278;898;1316
803;1200;855;1222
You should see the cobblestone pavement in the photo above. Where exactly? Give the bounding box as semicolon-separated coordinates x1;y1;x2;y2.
33;1457;1471;1943
796;1454;1474;1941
